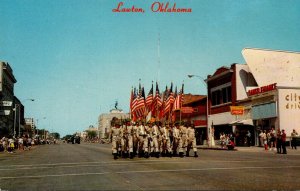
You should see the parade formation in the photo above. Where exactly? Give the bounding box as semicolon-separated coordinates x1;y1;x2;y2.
108;80;198;159
109;118;198;159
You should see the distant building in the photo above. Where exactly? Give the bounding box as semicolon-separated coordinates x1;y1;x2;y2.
98;108;129;138
25;118;35;135
0;62;17;137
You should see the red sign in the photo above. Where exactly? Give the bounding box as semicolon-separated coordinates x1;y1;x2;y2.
181;107;194;114
247;83;277;96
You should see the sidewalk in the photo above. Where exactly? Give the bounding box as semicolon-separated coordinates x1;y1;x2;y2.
197;145;300;153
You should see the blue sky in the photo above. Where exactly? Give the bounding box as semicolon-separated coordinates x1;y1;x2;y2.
1;0;300;136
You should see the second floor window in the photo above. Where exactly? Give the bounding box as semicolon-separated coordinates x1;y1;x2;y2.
211;86;232;106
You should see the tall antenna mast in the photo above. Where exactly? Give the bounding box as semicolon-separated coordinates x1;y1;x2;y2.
157;33;160;82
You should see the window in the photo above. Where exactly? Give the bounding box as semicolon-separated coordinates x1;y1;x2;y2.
211;85;232;106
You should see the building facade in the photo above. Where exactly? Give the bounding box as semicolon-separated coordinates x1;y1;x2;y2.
0;62;17;137
98;109;129;138
206;48;300;146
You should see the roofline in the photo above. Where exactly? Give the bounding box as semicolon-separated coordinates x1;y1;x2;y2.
242;47;300;55
206;69;233;82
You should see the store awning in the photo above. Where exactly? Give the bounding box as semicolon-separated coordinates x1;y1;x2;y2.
229;119;253;126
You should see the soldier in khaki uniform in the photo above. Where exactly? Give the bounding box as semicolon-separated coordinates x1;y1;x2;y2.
178;122;188;158
109;119;122;160
120;121;129;158
137;121;149;158
172;122;181;156
187;123;198;157
125;120;135;159
160;123;172;157
132;122;139;156
151;121;161;158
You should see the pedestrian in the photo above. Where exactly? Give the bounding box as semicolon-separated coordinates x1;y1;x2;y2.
18;136;24;150
262;130;268;151
270;127;276;151
8;136;15;153
246;130;251;147
276;129;282;154
281;129;287;154
220;132;226;149
259;130;264;147
291;129;298;150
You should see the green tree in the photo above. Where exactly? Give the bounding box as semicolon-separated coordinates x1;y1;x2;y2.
87;130;97;139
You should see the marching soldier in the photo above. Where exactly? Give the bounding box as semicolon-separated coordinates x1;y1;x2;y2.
187;123;198;157
123;120;135;159
160;123;172;157
109;119;122;160
132;122;139;156
120;120;129;158
172;122;181;156
178;122;188;158
137;121;149;158
151;121;161;158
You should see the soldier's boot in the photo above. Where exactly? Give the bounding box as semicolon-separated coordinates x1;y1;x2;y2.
130;152;134;159
179;152;184;158
121;151;125;158
194;152;198;158
168;151;172;158
113;153;118;160
173;152;178;157
186;151;190;157
155;152;160;158
144;152;149;158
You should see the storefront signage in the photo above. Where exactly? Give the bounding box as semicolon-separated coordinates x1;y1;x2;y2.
0;110;11;116
181;107;194;114
0;101;13;107
285;92;300;109
230;106;244;115
247;83;277;96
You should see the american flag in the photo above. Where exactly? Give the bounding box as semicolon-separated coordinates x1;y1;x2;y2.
173;83;184;111
130;87;137;120
145;82;153;111
152;82;162;118
164;83;175;116
134;86;146;119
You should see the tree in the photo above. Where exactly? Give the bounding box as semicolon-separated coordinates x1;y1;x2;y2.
87;130;97;139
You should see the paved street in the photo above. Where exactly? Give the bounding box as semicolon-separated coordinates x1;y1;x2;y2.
1;143;300;190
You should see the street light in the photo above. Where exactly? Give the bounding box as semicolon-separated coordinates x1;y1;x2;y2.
187;74;211;147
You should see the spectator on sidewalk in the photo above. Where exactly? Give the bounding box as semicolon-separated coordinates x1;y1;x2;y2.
262;130;268;151
270;127;276;151
246;130;251;147
18;136;24;150
281;129;287;154
291;129;298;150
259;130;264;147
276;129;282;154
7;136;15;153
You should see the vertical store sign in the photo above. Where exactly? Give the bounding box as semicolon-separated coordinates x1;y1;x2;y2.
278;88;300;136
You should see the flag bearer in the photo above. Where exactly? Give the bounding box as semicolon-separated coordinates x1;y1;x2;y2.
138;121;149;158
160;123;172;157
178;122;188;158
172;122;181;156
